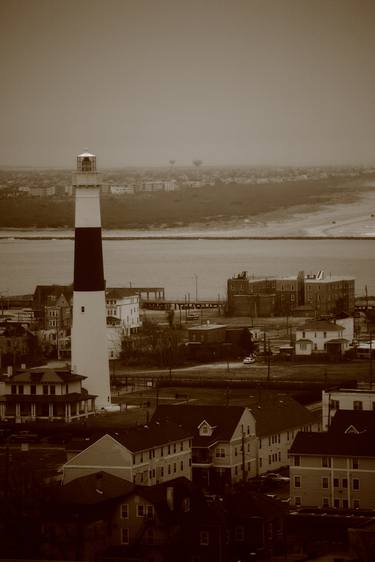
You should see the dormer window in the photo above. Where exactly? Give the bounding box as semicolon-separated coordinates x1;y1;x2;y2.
198;420;214;437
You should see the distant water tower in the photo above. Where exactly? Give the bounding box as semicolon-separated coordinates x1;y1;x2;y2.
193;159;202;181
70;150;112;410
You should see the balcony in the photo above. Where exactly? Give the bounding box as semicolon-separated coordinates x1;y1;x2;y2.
192;453;213;467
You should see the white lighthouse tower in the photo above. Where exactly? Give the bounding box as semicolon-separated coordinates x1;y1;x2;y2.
71;150;112;410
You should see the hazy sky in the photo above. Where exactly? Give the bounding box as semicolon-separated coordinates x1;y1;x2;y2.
1;0;375;167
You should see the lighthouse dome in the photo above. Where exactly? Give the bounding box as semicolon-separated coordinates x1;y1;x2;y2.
77;150;96;173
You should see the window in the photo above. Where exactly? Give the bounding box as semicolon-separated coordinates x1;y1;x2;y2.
81;306;85;313
200;531;209;546
146;505;154;519
160;467;164;477
183;497;190;512
294;476;301;488
322;456;331;468
352;479;360;491
173;463;176;473
294;455;300;466
180;460;184;471
234;447;238;456
342;478;348;488
216;448;225;458
136;504;144;517
295;496;301;507
343;499;348;509
353;401;363;411
18;385;24;395
333;478;339;488
322;497;329;508
43;385;48;395
234;526;245;542
30;384;36;395
121;527;129;544
121;503;128;519
352;457;359;469
11;384;16;394
331;399;340;410
50;384;55;395
353;499;360;509
334;499;340;509
322;477;329;489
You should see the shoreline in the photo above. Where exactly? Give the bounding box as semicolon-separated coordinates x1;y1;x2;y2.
1;235;375;241
1;184;375;240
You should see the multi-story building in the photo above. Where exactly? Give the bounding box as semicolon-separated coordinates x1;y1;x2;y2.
289;410;375;510
151;405;257;490
106;288;141;336
250;394;320;475
43;473;196;562
0;366;96;422
63;421;193;486
33;285;73;330
322;386;375;431
227;270;355;317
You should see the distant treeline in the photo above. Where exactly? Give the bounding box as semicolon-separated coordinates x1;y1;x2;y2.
0;178;358;229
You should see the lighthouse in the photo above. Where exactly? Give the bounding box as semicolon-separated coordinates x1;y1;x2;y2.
71;151;112;410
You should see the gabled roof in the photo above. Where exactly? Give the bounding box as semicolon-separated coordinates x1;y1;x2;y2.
57;471;134;505
299;320;344;332
33;284;73;306
151;405;247;446
329;410;375;436
289;431;375;457
249;395;317;436
113;421;191;451
68;421;192;454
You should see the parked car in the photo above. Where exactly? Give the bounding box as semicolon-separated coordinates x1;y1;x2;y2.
243;355;256;364
7;430;40;444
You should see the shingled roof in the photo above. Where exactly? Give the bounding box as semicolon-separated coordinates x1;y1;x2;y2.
151;405;247;446
289;431;375;457
68;421;192;454
248;394;317;436
329;410;375;435
8;367;86;383
300;320;344;332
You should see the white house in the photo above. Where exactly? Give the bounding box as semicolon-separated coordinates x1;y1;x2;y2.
295;319;349;356
322;386;375;431
0;367;96;423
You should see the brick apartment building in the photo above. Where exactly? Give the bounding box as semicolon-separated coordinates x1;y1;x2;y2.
227;270;354;317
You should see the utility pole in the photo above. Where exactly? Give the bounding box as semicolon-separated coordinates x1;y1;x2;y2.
370;332;373;389
241;426;246;483
194;274;198;302
267;338;271;381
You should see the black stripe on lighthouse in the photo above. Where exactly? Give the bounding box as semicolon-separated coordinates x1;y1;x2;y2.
74;227;105;291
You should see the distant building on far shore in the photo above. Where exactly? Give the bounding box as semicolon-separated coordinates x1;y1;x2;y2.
227;270;355;317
